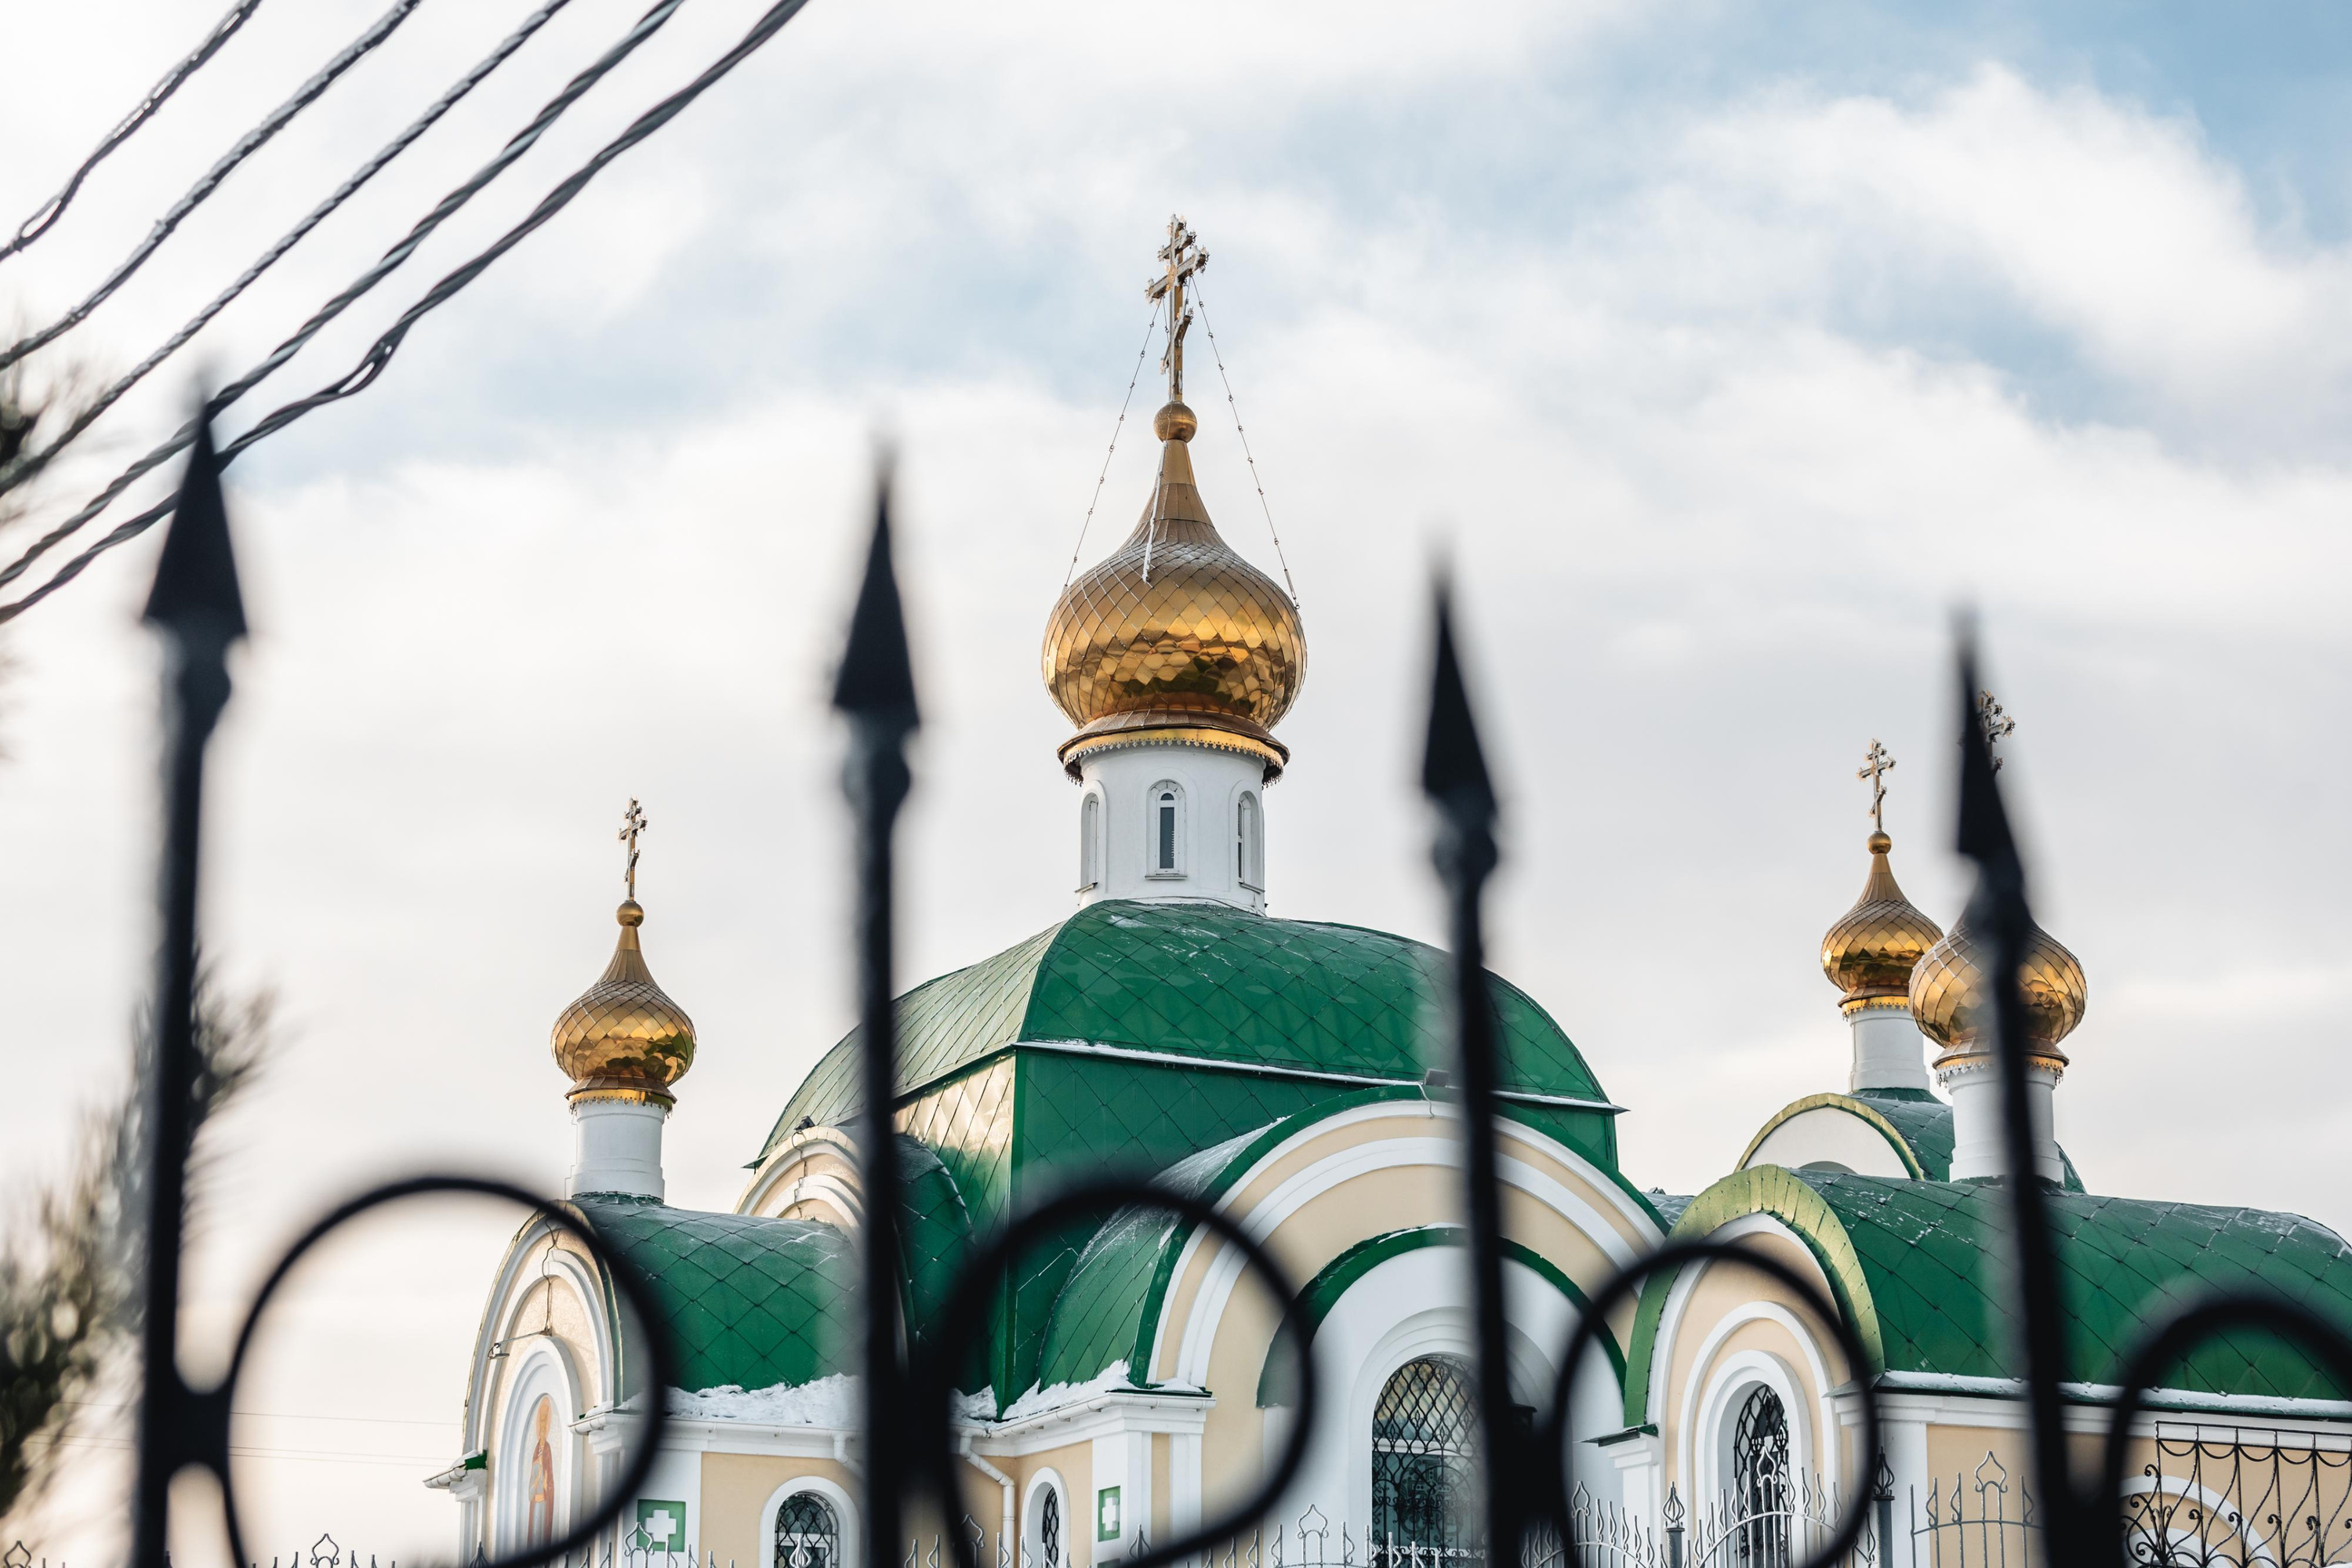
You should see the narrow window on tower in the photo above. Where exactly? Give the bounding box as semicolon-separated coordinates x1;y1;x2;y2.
1078;793;1102;891
1236;791;1263;891
1147;782;1184;877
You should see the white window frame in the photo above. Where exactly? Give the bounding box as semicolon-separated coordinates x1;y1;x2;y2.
1078;790;1105;892
1022;1468;1070;1568
760;1476;859;1568
492;1340;580;1555
1235;789;1264;892
1145;781;1186;880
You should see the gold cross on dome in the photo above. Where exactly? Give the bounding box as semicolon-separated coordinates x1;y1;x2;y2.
618;798;648;899
1976;691;2016;773
1145;216;1208;401
1857;740;1896;833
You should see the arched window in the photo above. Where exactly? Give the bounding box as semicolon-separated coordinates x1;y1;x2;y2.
1023;1474;1068;1568
1078;793;1102;891
523;1396;557;1549
1370;1356;1477;1555
775;1493;840;1568
1147;782;1184;878
1730;1385;1791;1566
1235;792;1262;890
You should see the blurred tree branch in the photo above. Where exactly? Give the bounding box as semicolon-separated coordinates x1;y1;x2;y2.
0;972;272;1523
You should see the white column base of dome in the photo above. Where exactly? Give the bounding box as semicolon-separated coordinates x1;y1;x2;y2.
1073;738;1269;913
568;1094;670;1200
1847;1004;1932;1093
1938;1053;2063;1184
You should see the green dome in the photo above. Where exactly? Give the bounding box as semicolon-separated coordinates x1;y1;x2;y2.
762;899;1609;1155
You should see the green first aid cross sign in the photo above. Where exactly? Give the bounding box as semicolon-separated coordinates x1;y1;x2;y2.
636;1500;688;1552
1095;1486;1122;1542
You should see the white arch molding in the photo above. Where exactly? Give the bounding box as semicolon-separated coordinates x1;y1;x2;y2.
1263;1247;1623;1527
1690;1348;1812;1519
1022;1468;1071;1568
1159;1110;1652;1393
493;1338;583;1555
760;1475;860;1568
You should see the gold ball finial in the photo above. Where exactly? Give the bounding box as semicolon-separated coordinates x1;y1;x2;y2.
1909;916;2086;1068
1821;831;1943;1012
552;809;695;1103
1152;401;1197;443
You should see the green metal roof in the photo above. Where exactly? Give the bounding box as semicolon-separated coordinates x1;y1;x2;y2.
578;1197;858;1395
760;899;1610;1163
1623;1168;2352;1425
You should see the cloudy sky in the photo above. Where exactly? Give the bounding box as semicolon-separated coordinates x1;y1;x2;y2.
2;0;2350;1558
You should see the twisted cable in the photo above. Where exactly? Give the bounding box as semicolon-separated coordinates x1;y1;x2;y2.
0;0;428;375
0;0;699;604
0;0;268;267
0;0;579;502
0;0;818;625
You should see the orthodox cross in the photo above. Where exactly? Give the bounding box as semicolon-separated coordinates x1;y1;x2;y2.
1145;215;1208;401
619;797;648;899
1857;740;1896;833
1976;691;2016;773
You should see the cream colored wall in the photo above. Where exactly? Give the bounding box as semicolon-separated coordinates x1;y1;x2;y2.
1151;1108;1650;1508
700;1454;858;1568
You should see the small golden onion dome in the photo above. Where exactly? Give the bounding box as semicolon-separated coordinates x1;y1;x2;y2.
1820;831;1944;1014
551;899;696;1103
1041;403;1305;781
1908;913;2087;1069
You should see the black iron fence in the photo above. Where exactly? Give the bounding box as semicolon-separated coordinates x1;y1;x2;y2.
93;422;2352;1568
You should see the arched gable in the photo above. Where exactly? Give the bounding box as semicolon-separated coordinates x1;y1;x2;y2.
1622;1166;1885;1432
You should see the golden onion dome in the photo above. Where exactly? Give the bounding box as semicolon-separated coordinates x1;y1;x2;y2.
1041;402;1306;781
1908;913;2087;1069
551;899;696;1102
1820;831;1944;1013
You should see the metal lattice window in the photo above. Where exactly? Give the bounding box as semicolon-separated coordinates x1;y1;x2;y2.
1158;793;1178;870
776;1493;840;1568
1040;1487;1062;1568
1731;1385;1791;1566
1370;1356;1479;1557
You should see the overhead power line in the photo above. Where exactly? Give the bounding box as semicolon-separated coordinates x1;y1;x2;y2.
0;0;269;267
0;0;429;376
0;0;822;625
0;0;580;500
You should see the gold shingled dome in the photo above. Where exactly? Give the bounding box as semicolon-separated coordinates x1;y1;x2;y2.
1042;217;1306;780
1820;831;1944;1013
1908;915;2087;1069
553;802;696;1102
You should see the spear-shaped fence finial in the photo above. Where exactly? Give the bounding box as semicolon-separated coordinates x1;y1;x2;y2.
129;405;247;1568
1417;577;1515;1566
835;456;917;1568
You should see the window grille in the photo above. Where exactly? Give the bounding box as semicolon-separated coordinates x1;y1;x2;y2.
1040;1489;1061;1568
1370;1356;1479;1559
1158;792;1178;871
1731;1386;1791;1566
776;1494;840;1568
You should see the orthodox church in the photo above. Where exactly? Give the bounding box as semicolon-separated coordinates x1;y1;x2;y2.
430;223;2352;1566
